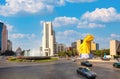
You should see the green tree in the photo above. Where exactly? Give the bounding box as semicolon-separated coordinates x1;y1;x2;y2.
58;51;66;57
66;50;72;57
94;49;110;57
72;48;78;56
94;50;101;56
102;49;110;55
1;50;16;56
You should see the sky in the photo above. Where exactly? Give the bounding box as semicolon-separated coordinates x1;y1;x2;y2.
0;0;120;51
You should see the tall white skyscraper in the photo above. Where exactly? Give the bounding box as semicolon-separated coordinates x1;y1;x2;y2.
42;22;56;56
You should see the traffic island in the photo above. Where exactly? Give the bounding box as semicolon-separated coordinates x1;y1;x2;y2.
7;56;58;62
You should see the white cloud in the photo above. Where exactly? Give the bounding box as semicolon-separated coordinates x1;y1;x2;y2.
56;30;88;46
94;34;120;49
52;8;119;28
66;0;96;3
53;16;79;27
41;0;65;6
0;0;65;16
77;21;105;28
57;30;81;36
77;7;120;28
50;16;105;28
0;0;98;16
9;33;40;51
6;23;14;32
95;36;110;49
56;30;111;49
57;30;89;38
56;30;114;49
10;33;36;39
81;7;120;22
12;39;41;51
41;7;120;29
111;34;120;38
11;37;41;51
0;20;14;32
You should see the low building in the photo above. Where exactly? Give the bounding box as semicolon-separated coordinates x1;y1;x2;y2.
71;42;77;49
56;44;66;53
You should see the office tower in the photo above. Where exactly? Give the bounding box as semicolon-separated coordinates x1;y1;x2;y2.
7;40;12;51
110;40;120;56
0;22;8;53
42;22;56;56
91;42;99;52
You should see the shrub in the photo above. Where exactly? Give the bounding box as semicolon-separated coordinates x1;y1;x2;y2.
17;56;51;60
7;57;17;61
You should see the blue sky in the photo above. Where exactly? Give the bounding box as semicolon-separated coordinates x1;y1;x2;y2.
0;0;120;51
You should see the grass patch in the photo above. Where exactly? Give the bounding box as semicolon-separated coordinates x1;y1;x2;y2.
34;58;58;62
7;57;58;62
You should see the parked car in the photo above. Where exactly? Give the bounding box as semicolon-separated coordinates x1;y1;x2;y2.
113;62;120;68
76;67;96;79
81;61;92;67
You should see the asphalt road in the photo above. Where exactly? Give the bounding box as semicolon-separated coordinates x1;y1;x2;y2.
0;57;120;79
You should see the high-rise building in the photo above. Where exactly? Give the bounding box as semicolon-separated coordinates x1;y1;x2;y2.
91;42;99;52
0;22;8;53
110;40;120;56
7;40;12;51
42;22;56;56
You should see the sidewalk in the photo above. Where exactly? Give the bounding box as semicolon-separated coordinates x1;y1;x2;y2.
88;59;117;62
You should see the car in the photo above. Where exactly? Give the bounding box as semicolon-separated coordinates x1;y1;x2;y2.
113;62;120;68
81;61;92;67
76;67;96;79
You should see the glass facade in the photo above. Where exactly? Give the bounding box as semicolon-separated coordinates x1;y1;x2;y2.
0;22;3;51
